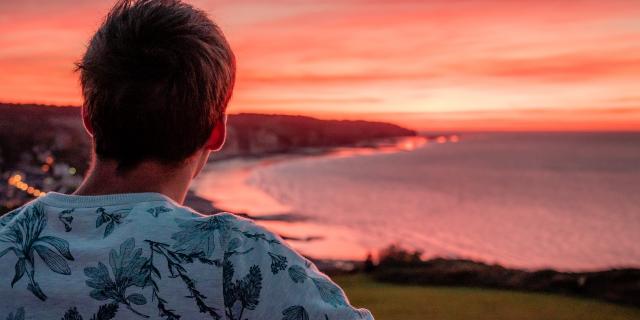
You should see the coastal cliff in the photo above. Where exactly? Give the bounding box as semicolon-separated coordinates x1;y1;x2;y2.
0;103;416;210
0;103;416;171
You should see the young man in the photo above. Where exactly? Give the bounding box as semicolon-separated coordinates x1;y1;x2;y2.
0;1;373;319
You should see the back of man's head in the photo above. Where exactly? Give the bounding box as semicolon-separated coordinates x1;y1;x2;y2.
77;0;235;172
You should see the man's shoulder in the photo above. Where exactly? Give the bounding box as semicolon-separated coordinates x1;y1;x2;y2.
168;204;257;226
0;200;37;228
172;210;283;246
0;198;263;231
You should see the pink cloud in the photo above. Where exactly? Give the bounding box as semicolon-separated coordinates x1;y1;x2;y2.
0;0;639;130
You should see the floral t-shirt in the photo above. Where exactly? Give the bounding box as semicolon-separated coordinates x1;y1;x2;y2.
0;192;373;320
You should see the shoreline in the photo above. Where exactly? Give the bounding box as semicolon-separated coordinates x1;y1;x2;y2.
188;186;640;309
188;134;430;218
181;136;640;308
187;135;431;263
186;134;640;273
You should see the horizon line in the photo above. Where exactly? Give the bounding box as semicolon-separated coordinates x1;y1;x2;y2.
1;100;639;133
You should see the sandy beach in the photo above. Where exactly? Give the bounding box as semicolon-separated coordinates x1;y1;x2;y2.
191;133;640;271
190;136;429;261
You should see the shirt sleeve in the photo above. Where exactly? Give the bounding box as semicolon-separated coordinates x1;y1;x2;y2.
220;213;374;320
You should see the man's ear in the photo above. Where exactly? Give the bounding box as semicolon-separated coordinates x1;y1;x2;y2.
81;104;94;137
204;116;227;151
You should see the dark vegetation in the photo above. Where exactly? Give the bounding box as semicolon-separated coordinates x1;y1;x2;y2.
367;245;640;308
0;103;89;173
0;102;415;215
4;103;637;310
0;103;416;172
222;113;416;158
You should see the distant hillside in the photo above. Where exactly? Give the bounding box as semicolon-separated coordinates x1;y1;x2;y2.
0;104;89;172
0;103;416;170
221;113;416;158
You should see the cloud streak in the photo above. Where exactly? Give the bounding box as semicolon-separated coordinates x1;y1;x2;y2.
0;0;639;130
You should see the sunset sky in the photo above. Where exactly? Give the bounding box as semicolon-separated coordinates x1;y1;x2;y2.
0;0;639;131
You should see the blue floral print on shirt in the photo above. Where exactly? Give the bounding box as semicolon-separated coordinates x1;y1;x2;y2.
0;194;373;320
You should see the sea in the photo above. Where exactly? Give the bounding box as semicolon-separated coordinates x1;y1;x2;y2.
192;132;640;271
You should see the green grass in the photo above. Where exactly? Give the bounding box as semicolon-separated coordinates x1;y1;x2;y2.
333;274;640;320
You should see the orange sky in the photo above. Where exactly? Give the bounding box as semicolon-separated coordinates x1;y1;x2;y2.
0;0;639;131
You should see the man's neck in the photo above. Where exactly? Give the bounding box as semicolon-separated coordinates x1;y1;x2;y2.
73;159;194;204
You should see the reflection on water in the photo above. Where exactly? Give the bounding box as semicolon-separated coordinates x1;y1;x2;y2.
192;156;294;215
193;133;640;270
191;136;431;260
258;220;368;260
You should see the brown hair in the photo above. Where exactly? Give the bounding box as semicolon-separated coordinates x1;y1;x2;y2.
77;0;235;172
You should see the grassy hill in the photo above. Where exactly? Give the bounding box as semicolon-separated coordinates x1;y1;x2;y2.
334;275;640;320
